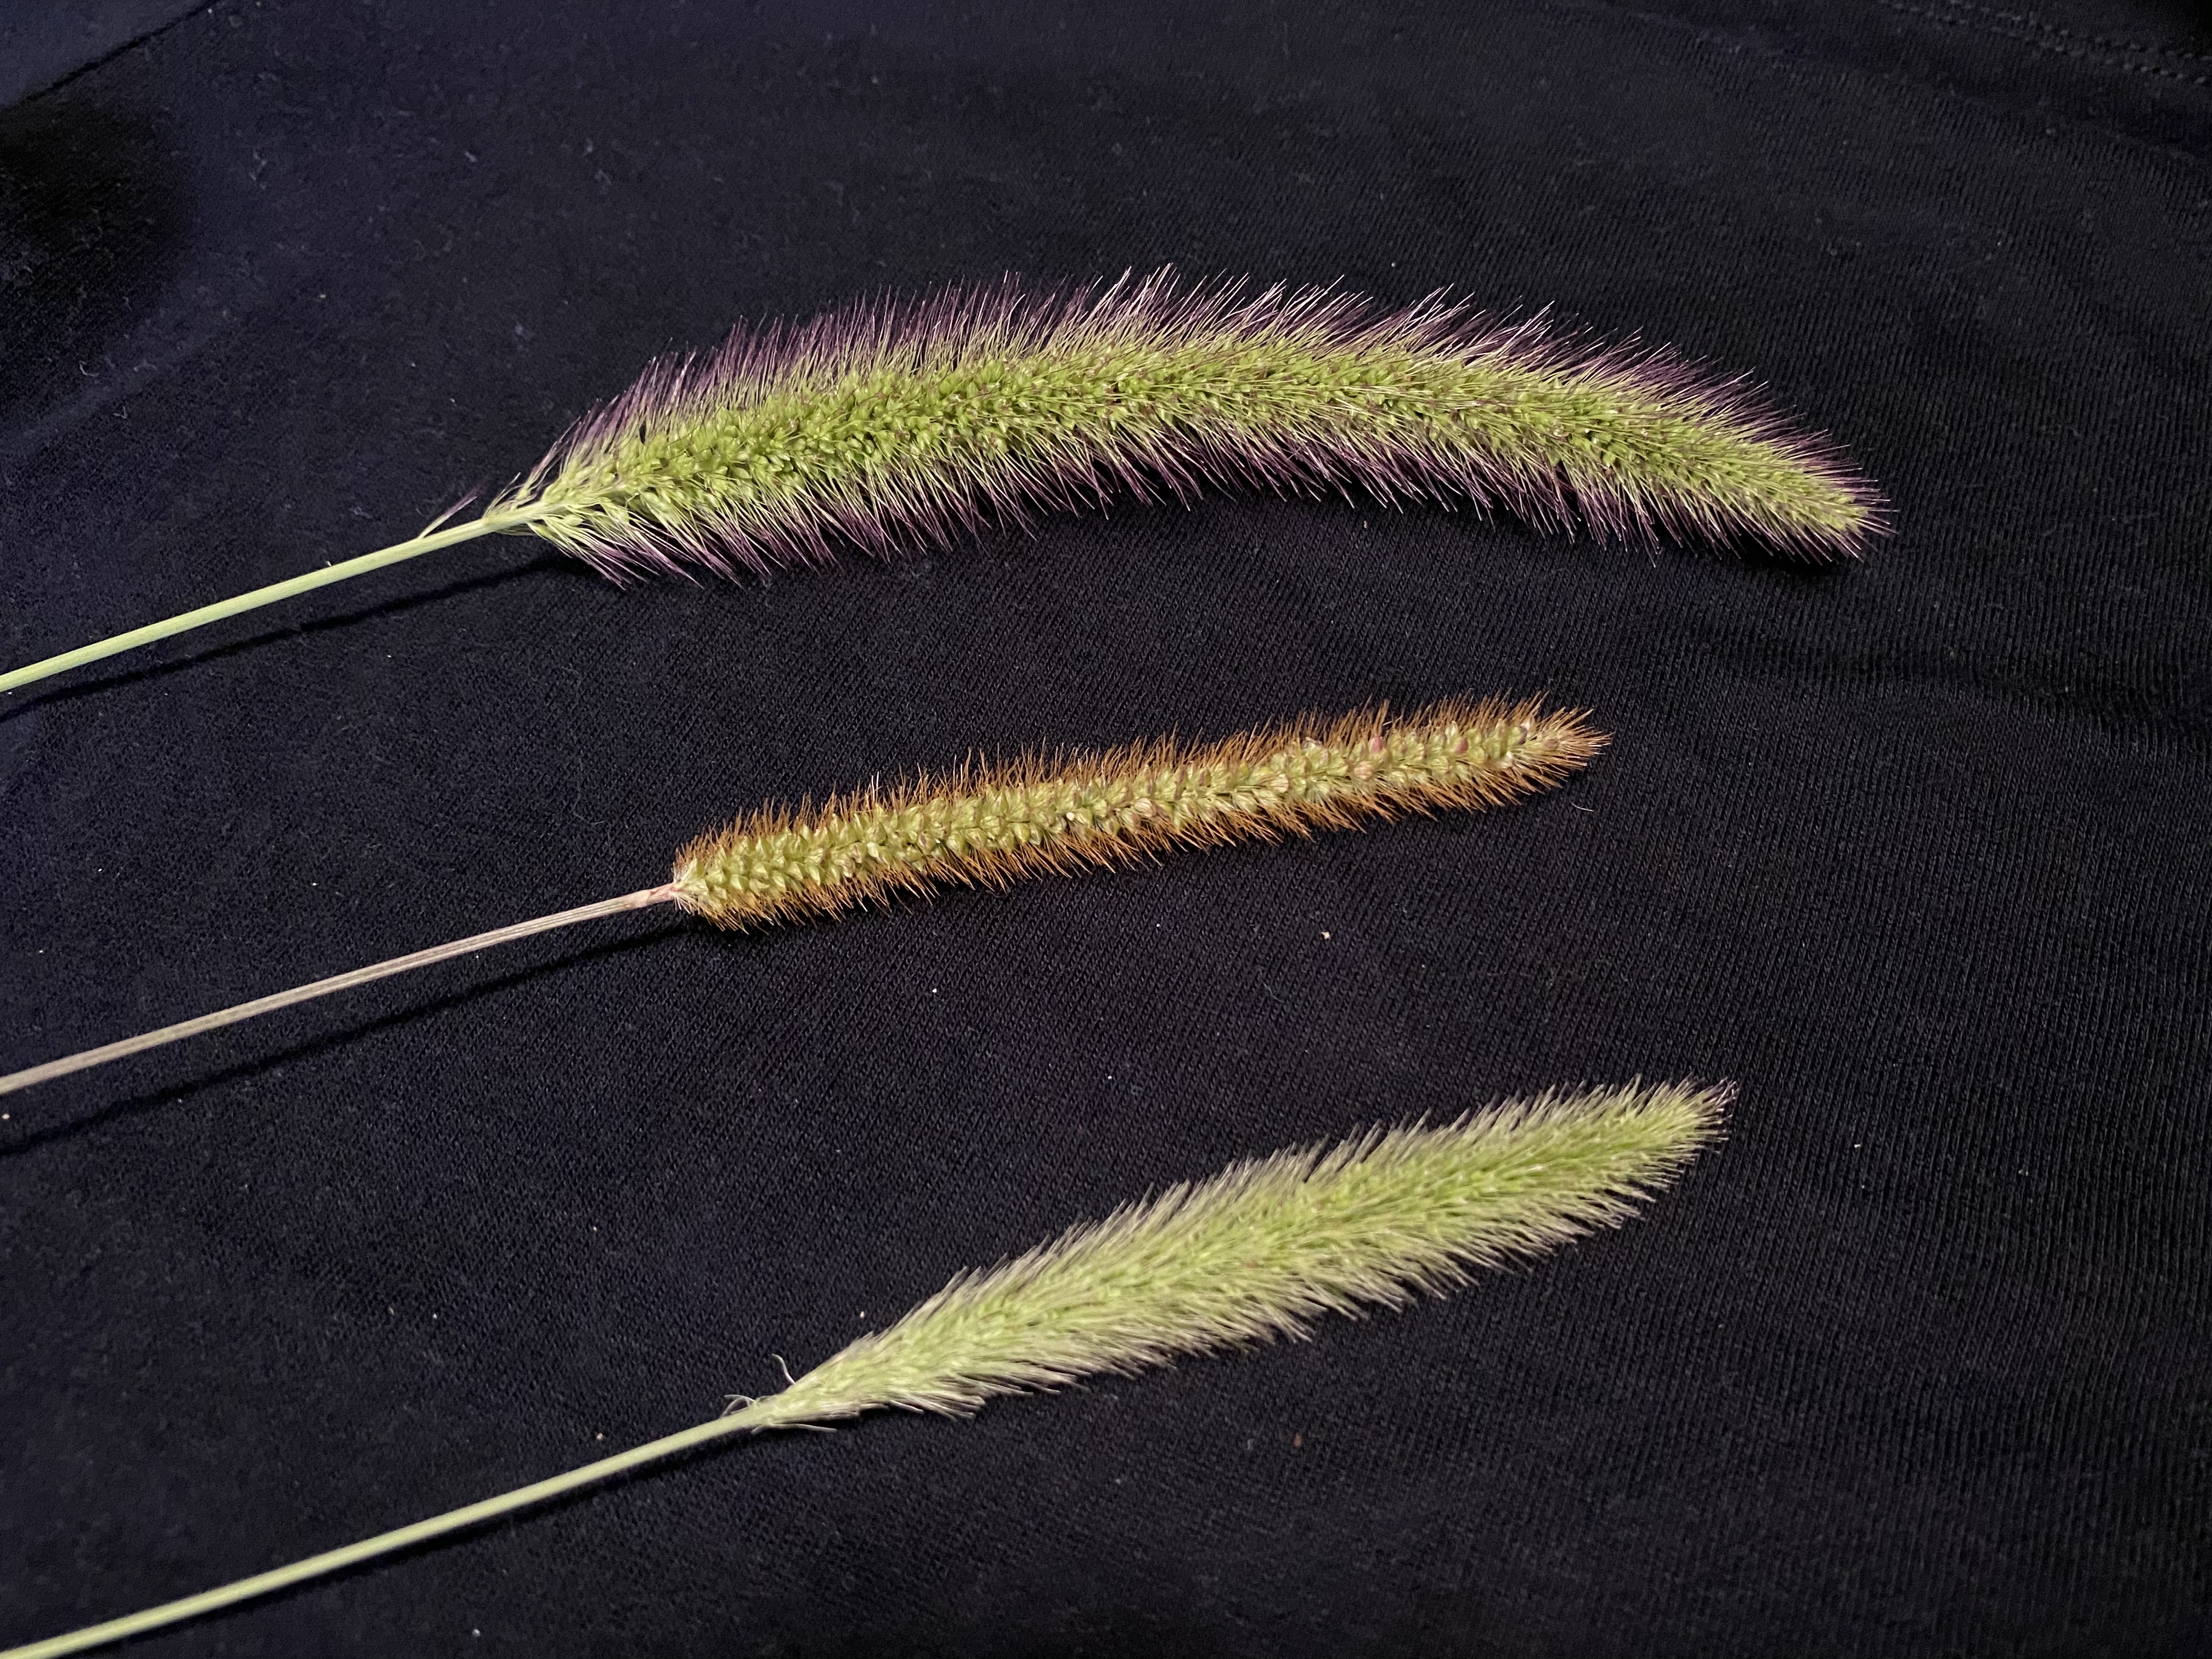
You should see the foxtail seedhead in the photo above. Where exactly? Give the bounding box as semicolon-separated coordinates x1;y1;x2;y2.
504;270;1883;578
728;1079;1729;1428
1;269;1883;699
0;1081;1722;1658
669;697;1603;929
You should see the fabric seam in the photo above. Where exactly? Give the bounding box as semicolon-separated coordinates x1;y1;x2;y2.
1878;0;2210;87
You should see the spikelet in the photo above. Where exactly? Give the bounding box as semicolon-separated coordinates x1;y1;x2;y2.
0;1081;1725;1659
672;696;1601;929
508;270;1882;578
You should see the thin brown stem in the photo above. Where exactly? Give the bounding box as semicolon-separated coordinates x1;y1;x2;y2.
0;885;683;1098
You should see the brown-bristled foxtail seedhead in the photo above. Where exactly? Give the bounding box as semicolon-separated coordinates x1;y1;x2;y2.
665;696;1601;929
0;697;1601;1098
0;268;1884;693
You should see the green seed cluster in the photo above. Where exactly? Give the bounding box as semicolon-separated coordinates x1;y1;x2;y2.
670;699;1599;930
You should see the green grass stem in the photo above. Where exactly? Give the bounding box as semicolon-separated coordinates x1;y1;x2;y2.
0;1416;753;1659
0;1081;1723;1659
0;514;532;696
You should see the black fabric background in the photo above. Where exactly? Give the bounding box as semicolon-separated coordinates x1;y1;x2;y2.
3;2;2208;1653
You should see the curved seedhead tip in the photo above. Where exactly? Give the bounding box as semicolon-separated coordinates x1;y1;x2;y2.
503;269;1883;582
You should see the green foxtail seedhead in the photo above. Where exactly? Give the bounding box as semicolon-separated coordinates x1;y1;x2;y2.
1;1080;1725;1659
726;1079;1728;1427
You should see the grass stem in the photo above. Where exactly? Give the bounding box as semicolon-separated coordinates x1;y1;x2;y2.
0;1415;755;1659
0;513;531;696
0;885;679;1097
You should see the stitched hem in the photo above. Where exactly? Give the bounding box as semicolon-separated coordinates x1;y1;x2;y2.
1880;0;2211;87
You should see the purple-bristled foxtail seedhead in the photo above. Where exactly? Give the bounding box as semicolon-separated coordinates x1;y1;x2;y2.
501;268;1886;579
0;267;1884;699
